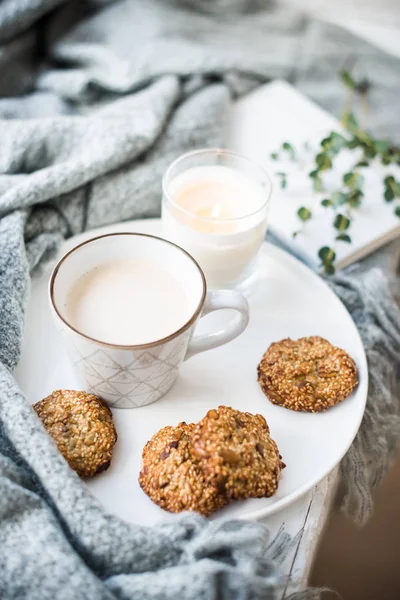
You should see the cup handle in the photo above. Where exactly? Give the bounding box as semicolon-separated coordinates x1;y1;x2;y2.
184;290;249;361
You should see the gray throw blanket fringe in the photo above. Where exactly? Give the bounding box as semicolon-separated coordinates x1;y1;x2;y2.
0;1;400;599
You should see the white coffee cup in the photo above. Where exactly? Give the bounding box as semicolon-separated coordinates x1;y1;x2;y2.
49;233;249;409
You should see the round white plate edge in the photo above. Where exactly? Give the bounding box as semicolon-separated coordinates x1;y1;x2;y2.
23;218;369;522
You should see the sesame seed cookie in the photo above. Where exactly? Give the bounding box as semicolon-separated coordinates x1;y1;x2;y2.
190;406;284;501
138;422;228;516
33;390;117;478
257;336;358;412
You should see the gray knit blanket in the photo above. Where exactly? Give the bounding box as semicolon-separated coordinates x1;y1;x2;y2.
1;1;400;599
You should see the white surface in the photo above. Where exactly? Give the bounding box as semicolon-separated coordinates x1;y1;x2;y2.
15;218;367;527
226;80;400;271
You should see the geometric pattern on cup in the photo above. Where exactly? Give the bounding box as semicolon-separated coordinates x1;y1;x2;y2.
69;333;190;409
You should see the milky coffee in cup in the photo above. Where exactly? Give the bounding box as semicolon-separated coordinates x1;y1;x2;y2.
65;259;189;346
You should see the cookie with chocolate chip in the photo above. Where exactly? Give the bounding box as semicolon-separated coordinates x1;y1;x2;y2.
190;406;284;501
33;389;117;478
257;336;358;412
138;422;228;516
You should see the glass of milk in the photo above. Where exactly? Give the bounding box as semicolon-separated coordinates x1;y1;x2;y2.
162;148;272;290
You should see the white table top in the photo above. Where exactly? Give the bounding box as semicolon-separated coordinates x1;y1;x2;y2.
262;470;338;596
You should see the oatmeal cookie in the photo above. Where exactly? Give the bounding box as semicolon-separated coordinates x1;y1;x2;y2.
257;336;358;412
33;389;117;478
190;406;284;501
138;422;228;516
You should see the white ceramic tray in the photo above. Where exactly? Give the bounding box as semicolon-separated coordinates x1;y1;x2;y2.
15;218;368;526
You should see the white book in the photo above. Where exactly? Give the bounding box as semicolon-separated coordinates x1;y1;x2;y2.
225;80;400;270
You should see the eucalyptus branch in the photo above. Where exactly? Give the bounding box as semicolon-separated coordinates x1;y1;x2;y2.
270;69;400;274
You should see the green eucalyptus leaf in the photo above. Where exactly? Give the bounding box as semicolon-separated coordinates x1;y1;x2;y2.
355;160;369;168
308;169;324;191
348;189;364;208
343;172;364;190
321;137;331;150
364;147;377;159
346;137;359;150
384;175;400;198
297;207;312;221
313;176;324;192
385;146;400;161
321;132;347;155
318;246;336;263
384;175;395;186
343;172;354;186
270;152;279;160
342;111;359;133
340;70;357;91
395;206;400;218
323;263;336;275
321;198;333;207
336;233;352;243
380;146;400;165
330;132;347;152
282;142;296;160
334;214;351;231
357;130;375;148
316;152;333;171
384;187;395;202
331;191;348;206
375;140;390;154
275;171;287;189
